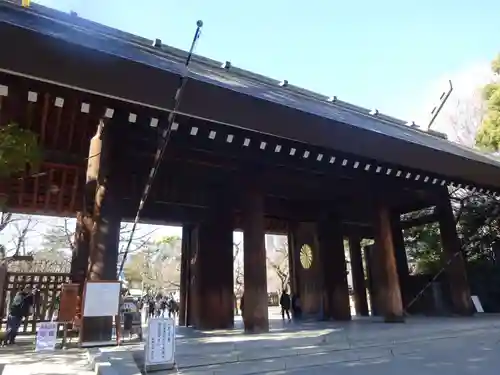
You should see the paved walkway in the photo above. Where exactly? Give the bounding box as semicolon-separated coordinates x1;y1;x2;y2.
271;333;500;375
162;315;500;374
116;314;500;374
4;314;500;375
0;338;93;375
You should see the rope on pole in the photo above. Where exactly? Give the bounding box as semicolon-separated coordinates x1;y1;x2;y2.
117;21;203;276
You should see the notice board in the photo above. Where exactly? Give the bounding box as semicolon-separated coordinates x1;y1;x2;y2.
82;281;121;317
145;318;176;372
58;283;80;323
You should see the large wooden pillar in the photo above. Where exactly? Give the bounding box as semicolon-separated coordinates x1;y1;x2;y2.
373;204;405;323
390;212;410;308
318;217;351;320
70;211;92;286
348;236;369;316
81;116;123;343
192;189;234;330
242;186;269;333
436;196;473;315
87;119;122;282
179;224;194;327
290;222;323;317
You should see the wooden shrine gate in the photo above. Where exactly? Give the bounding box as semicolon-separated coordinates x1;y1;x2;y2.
0;265;70;335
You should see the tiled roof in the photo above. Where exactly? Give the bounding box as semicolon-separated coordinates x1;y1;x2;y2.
2;1;500;177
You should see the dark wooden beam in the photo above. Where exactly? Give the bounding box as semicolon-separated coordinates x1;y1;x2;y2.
57;168;68;212
69;170;79;213
40;92;50;144
53;98;64;148
0;95;3;125
67;98;77;152
44;168;55;211
17;174;24;207
26;98;34;131
32;172;40;210
400;212;438;229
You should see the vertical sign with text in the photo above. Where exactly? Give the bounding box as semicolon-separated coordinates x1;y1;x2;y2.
145;318;175;369
35;322;58;351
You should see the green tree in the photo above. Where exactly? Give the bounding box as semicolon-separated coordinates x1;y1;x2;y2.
475;54;500;151
124;252;148;284
458;194;500;262
0;123;41;235
405;193;500;275
0;123;41;178
404;222;443;274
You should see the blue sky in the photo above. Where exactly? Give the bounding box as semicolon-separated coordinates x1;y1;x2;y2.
2;0;498;250
34;0;499;121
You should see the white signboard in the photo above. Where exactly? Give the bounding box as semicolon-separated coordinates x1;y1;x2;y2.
35;322;57;351
83;282;121;317
145;318;175;370
121;301;138;313
471;295;484;313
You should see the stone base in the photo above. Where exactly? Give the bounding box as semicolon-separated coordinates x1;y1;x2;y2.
333;314;352;321
80;316;114;346
244;327;270;334
243;318;269;334
193;322;235;331
384;314;405;323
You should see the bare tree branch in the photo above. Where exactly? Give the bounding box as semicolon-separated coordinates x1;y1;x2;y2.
123;237;182;293
0;210;13;233
447;96;486;148
233;241;244;296
267;242;289;292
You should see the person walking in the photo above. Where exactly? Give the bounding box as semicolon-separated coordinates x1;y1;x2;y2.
2;287;34;346
240;293;245;317
280;290;291;322
148;298;155;319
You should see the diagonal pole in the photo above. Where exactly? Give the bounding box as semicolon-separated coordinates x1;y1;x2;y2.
118;20;204;276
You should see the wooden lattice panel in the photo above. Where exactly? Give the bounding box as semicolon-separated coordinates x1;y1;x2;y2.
0;271;70;334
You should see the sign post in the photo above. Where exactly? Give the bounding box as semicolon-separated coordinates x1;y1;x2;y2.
58;283;80;348
58;283;80;322
144;318;175;372
79;281;122;348
471;295;484;313
35;322;58;352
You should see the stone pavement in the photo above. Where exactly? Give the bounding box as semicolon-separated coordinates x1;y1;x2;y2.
0;337;93;375
91;314;500;375
274;333;500;374
4;314;500;375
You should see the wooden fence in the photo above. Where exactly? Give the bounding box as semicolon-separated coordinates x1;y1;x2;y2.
0;270;70;334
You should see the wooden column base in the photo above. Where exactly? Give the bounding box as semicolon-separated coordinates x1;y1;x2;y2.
374;204;405;323
243;187;269;333
437;197;473;316
191;189;234;330
179;225;193;327
384;313;405;323
319;217;351;321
